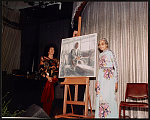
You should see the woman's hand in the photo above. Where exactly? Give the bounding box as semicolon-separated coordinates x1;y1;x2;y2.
46;76;52;82
53;75;57;79
115;82;118;93
95;81;100;95
95;81;99;90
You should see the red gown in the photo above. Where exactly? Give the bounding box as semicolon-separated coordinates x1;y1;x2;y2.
41;78;58;116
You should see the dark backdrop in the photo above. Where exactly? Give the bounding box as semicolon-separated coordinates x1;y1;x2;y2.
19;2;73;73
2;2;74;114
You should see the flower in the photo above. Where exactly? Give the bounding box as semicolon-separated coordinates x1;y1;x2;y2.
99;55;107;67
103;68;113;79
99;103;111;118
40;60;50;76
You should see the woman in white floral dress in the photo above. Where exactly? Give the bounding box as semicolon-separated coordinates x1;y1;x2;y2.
95;38;119;118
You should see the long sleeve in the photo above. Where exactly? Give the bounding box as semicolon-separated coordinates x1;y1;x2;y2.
111;51;119;83
53;59;59;78
39;56;47;77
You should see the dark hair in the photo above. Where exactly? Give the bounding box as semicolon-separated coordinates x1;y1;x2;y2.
43;43;58;58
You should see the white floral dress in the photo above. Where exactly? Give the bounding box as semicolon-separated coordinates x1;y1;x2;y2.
95;49;118;118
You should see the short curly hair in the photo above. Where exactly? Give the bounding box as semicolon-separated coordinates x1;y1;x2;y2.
43;43;58;58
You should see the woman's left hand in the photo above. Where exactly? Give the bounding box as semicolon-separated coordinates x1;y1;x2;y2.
115;82;118;93
53;75;57;79
46;76;52;82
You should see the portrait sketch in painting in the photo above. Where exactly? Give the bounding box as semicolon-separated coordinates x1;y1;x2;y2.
59;33;97;78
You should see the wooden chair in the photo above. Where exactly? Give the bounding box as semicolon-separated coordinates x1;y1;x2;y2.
119;83;148;118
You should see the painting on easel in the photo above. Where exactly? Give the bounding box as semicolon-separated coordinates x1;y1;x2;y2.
59;33;97;78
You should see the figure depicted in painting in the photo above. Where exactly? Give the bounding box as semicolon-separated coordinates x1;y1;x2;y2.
71;42;82;69
39;44;59;117
95;38;119;118
68;30;86;115
70;41;95;76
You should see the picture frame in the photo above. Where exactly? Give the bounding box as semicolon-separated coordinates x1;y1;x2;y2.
59;33;97;78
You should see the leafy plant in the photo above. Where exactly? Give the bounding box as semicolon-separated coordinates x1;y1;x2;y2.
2;92;25;117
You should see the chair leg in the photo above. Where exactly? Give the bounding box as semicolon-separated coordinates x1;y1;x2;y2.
123;106;125;118
119;105;122;118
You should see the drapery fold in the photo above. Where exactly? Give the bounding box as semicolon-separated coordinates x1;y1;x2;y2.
73;1;148;118
71;2;83;28
2;6;21;74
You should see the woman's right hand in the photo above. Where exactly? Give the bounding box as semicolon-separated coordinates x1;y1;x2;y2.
95;81;100;95
95;81;98;89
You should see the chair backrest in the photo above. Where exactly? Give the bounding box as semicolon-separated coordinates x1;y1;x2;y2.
125;83;148;101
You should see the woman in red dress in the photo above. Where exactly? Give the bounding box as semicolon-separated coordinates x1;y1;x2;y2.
39;45;59;116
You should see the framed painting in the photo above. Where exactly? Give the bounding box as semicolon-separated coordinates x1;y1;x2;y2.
59;33;97;78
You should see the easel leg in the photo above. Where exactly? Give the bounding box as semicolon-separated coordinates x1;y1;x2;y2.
63;85;68;114
55;77;93;118
85;80;89;116
68;86;74;114
74;85;78;101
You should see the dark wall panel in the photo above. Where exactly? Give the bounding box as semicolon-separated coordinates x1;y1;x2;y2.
20;25;38;72
20;2;73;73
38;19;73;61
20;19;73;73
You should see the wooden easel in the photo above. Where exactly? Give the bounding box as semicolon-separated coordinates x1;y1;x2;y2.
55;16;94;118
55;77;94;118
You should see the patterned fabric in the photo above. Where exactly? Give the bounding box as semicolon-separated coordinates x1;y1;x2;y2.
99;55;107;67
95;49;118;118
40;56;59;116
40;57;59;78
99;103;111;118
103;68;114;79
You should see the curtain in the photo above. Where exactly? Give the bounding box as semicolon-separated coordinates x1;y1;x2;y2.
76;1;148;118
71;2;83;28
2;6;21;74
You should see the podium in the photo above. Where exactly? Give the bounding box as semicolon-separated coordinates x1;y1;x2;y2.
55;77;94;118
